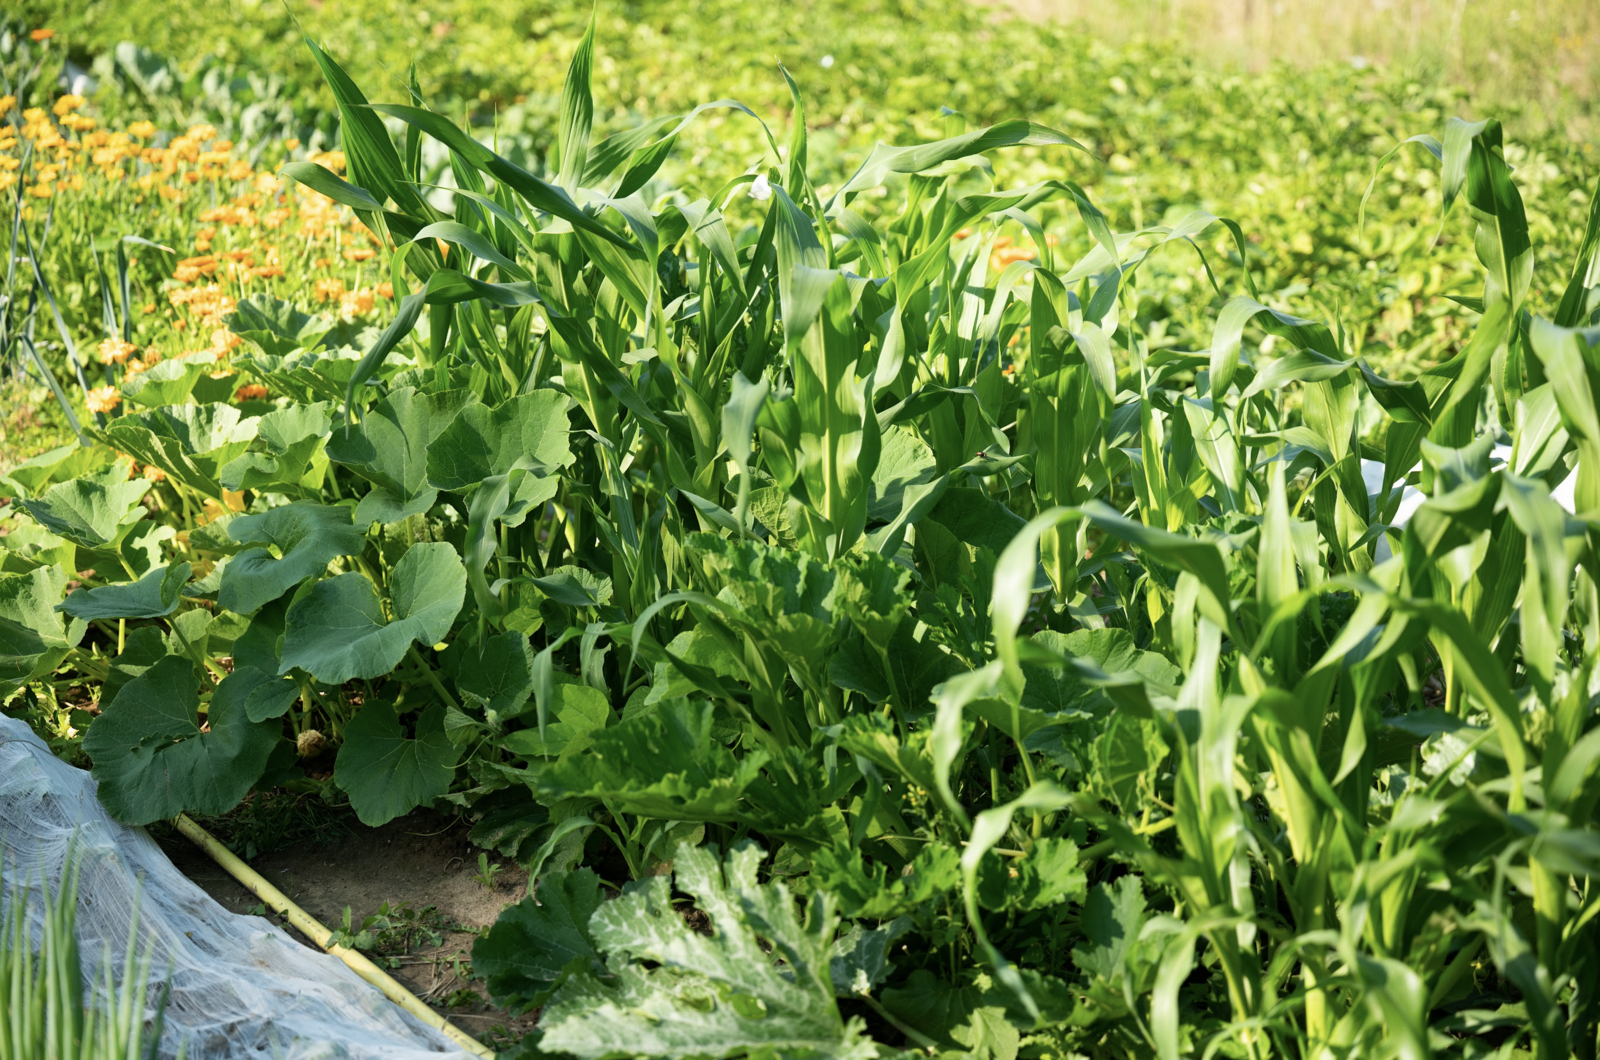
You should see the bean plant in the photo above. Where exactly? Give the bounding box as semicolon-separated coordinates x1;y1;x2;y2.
3;19;1600;1060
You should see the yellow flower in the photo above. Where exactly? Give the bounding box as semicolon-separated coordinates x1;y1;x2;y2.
186;124;217;142
314;277;346;302
51;94;85;116
234;384;269;402
343;247;376;261
0;97;14;114
283;137;300;151
127;121;157;139
340;288;375;319
97;337;137;365
85;385;122;414
29;29;55;42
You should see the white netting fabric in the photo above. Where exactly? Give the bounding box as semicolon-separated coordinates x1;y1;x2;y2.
0;715;474;1060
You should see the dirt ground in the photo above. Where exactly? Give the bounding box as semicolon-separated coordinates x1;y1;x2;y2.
156;808;539;1048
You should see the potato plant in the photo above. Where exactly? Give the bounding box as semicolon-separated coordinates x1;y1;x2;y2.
3;19;1600;1060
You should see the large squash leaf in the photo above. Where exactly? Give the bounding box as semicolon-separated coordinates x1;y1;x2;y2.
326;387;476;524
220;503;366;614
333;701;460;825
539;842;873;1060
84;655;279;825
279;541;465;683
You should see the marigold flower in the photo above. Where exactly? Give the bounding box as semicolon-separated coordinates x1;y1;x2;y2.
86;385;122;414
314;277;346;302
376;282;394;299
284;137;300;151
187;124;217;142
234;384;269;402
142;464;167;483
343;247;376;262
0;97;14;114
51;94;84;116
98;337;137;365
251;265;285;278
127;121;157;139
27;184;51;199
340;288;375;319
141;303;157;314
211;328;242;351
29;29;54;42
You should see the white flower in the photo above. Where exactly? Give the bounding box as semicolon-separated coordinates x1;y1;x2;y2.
749;173;772;201
820;54;835;69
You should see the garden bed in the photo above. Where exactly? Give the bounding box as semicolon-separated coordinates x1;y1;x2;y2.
154;807;537;1048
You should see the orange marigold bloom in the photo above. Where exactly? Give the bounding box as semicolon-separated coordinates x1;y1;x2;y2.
211;328;242;351
376;282;394;299
343;247;376;262
127;121;157;139
29;29;55;42
86;385;122;414
251;265;285;279
0;97;14;114
142;464;167;483
234;384;269;402
186;124;217;142
98;337;136;365
340;288;375;319
284;137;300;151
314;278;346;302
51;94;84;116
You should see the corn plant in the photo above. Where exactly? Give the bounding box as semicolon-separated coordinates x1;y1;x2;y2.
3;16;1600;1060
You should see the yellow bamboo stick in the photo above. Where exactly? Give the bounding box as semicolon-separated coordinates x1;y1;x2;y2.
172;813;494;1059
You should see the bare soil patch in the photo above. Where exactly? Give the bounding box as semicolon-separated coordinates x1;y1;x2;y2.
156;808;537;1048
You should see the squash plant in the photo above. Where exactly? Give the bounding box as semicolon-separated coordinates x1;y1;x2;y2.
8;17;1600;1059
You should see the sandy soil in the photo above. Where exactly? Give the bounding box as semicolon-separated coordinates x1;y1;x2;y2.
156;809;540;1048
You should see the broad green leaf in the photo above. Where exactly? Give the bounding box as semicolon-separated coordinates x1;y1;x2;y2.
442;630;537;719
83;655;278;825
58;562;190;620
327;387;476;525
220;504;366;614
279;541;466;684
426;390;574;491
119;354;216;408
220;401;333;495
538;700;767;820
334;701;461;826
0;565;83;693
17;462;150;548
99;404;259;500
473;868;604;1013
540;842;862;1059
225;294;333;357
